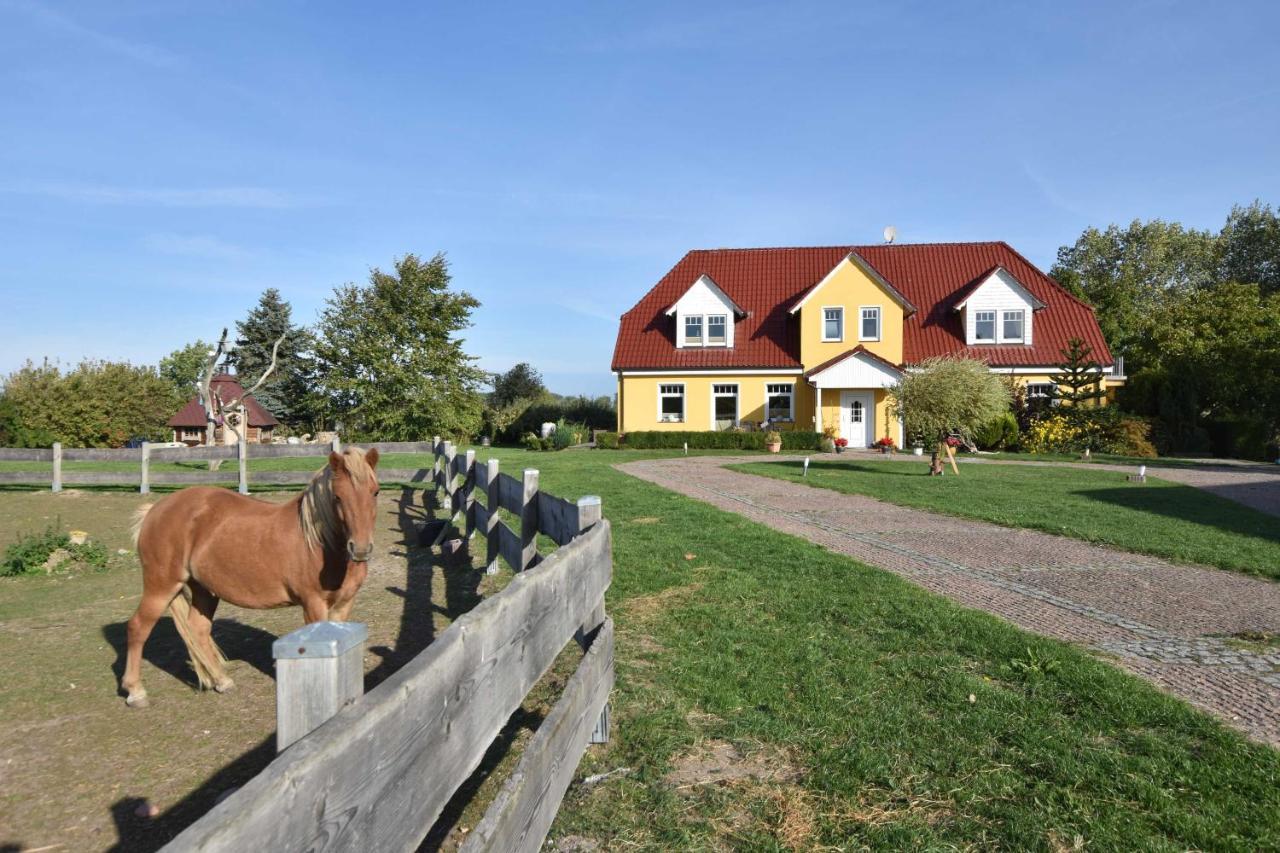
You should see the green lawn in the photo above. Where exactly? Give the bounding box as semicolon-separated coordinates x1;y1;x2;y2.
729;458;1280;581
4;447;1279;849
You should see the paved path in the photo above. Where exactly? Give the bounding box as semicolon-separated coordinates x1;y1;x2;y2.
619;456;1280;746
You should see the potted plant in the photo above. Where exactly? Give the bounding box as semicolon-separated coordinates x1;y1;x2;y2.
875;435;896;455
834;437;848;454
765;430;782;453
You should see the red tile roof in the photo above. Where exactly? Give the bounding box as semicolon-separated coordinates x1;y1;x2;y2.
168;374;281;428
611;242;1113;371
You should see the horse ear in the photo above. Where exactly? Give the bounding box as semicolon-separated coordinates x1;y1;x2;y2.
329;451;346;473
365;448;379;469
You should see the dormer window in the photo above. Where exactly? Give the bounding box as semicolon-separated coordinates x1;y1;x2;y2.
684;315;703;345
974;310;996;342
1003;310;1024;341
707;315;727;345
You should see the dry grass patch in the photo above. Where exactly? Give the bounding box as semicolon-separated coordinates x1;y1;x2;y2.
617;581;703;625
665;739;799;790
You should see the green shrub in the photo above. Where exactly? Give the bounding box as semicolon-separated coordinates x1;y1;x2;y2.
972;412;1020;450
621;430;822;451
594;431;619;449
1024;408;1157;457
1;527;108;576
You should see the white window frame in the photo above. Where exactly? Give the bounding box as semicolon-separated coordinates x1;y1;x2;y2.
1026;382;1059;405
684;315;703;346
765;382;794;422
707;314;728;346
1002;309;1024;342
711;383;739;430
822;306;844;342
859;306;881;342
658;383;685;423
974;310;996;342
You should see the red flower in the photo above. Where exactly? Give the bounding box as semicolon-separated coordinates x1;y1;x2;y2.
875;436;895;447
945;436;961;447
834;437;849;447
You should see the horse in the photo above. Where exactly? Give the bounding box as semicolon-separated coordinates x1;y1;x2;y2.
121;447;381;708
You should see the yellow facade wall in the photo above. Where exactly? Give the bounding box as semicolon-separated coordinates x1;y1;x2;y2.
798;258;905;369
617;374;815;433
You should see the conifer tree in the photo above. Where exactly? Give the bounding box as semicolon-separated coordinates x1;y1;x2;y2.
230;289;315;429
1050;338;1106;406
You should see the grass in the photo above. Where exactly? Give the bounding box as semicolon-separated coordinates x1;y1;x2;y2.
2;447;1279;850
729;458;1280;581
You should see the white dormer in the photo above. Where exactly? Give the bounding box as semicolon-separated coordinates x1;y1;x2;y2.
954;267;1045;346
664;274;747;348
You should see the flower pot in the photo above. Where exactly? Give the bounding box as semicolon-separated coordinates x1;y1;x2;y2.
912;446;924;456
880;446;892;455
835;445;844;454
766;442;781;453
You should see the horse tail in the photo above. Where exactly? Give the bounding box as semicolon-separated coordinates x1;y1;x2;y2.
131;503;155;551
168;586;228;691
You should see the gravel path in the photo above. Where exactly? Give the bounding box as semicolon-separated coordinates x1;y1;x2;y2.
619;456;1280;746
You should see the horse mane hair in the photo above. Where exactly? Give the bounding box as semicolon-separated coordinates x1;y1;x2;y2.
299;447;375;552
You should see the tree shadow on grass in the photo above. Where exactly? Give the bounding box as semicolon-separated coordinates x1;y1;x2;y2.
1075;484;1280;548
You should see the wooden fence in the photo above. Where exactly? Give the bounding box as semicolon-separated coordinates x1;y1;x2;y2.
0;439;443;493
160;439;613;852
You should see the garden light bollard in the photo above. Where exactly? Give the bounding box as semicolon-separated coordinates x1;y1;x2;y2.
803;457;810;477
683;442;688;456
273;621;367;752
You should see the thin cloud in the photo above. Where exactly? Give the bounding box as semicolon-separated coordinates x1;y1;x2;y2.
142;233;255;261
5;182;300;209
0;0;182;69
556;298;621;324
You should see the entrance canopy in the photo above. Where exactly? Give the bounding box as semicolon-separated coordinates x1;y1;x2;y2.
803;346;902;390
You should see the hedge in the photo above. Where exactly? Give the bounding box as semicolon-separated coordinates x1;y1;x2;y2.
621;430;822;451
594;431;620;449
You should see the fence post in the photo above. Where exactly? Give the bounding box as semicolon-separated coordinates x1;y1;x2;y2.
462;449;476;537
485;458;500;574
443;441;457;506
140;442;151;494
273;621;367;752
575;495;609;744
238;437;249;495
51;442;62;493
431;435;442;490
520;469;540;571
332;435;341;455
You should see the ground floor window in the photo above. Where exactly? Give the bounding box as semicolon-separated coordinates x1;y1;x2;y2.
1026;382;1057;399
712;383;738;430
766;383;794;421
659;383;685;422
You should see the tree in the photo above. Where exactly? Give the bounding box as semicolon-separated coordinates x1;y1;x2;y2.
159;340;214;395
491;362;546;406
1220;200;1280;294
229;288;316;429
313;253;486;440
888;357;1010;475
1049;220;1218;367
0;360;180;447
1050;338;1106;406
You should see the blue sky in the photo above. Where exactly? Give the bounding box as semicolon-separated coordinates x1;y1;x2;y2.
2;1;1277;396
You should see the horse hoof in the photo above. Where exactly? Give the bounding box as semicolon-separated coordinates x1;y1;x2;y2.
126;692;150;709
213;678;235;694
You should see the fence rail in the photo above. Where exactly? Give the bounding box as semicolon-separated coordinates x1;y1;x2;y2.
161;439;613;852
0;440;448;493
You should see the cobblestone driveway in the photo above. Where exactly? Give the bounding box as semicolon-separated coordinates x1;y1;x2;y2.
620;456;1280;746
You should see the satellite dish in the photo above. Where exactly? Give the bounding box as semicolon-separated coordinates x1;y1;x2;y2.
883;225;897;244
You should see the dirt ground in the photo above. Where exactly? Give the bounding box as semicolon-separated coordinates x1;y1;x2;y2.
0;484;500;852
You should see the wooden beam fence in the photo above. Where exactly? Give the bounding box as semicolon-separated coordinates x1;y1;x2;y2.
162;483;613;853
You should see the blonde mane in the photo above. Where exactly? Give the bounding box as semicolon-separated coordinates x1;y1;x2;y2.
299;447;375;551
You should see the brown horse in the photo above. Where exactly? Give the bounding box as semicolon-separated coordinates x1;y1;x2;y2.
122;447;381;708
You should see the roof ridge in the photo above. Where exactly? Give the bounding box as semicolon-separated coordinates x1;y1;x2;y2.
688;240;1008;253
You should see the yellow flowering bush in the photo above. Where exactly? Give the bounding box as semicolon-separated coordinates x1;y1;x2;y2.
1023;415;1084;453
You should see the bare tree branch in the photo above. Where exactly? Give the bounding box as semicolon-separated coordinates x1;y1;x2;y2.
221;333;285;410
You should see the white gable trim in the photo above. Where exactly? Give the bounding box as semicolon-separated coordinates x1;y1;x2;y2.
663;274;746;318
954;267;1046;312
788;252;916;316
806;350;902;389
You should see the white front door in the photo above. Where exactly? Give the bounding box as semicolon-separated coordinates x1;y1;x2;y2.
839;391;873;448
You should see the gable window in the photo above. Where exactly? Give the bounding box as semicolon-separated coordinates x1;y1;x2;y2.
684;316;703;345
860;306;881;341
766;383;794;422
974;310;996;342
707;314;727;345
822;307;844;342
659;384;685;422
1002;310;1024;342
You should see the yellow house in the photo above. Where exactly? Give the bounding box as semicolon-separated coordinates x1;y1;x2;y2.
612;242;1123;446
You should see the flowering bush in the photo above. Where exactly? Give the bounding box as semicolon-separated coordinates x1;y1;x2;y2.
875;436;895;448
944;436;962;448
1024;411;1157;457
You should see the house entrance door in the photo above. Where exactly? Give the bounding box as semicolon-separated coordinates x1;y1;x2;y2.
838;391;873;448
